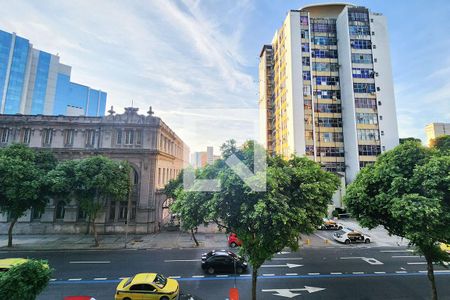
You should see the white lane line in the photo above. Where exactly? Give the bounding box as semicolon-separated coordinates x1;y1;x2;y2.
418;270;450;273
407;262;427;265
192;275;204;278
68;278;82;281
396;271;407;274
216;275;229;277
271;257;303;261
119;277;127;280
353;272;365;274
286;273;298;276
240;274;251;277
263;274;275;276
392;255;421;258
69;261;111;264
169;276;181;279
380;250;414;253
308;272;320;275
164;259;202;262
50;279;56;281
331;272;343;275
374;272;386;274
94;278;107;280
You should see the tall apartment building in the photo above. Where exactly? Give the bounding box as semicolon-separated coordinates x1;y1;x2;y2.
0;29;106;116
259;3;399;183
425;122;450;146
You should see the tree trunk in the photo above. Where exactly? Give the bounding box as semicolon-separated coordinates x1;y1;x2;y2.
426;254;438;300
252;266;258;300
85;216;91;235
92;214;99;247
7;218;17;247
191;228;199;247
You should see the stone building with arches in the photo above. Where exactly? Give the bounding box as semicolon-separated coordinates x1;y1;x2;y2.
0;107;189;234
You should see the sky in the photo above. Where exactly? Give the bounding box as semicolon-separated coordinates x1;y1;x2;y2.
1;0;449;153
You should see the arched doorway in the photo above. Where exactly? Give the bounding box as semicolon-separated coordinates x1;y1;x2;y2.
161;197;179;231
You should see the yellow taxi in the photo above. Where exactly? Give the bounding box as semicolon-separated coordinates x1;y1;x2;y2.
115;273;179;300
0;258;29;272
440;243;450;253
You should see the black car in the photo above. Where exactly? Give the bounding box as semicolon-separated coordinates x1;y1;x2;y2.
201;250;248;274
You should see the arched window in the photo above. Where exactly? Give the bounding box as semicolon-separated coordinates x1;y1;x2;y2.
133;168;139;185
55;201;66;220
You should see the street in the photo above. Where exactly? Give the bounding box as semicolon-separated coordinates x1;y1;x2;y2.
1;245;449;299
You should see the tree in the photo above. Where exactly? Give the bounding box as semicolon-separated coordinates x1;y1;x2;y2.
48;156;129;247
399;137;422;144
430;135;450;152
0;144;56;247
344;141;450;300
0;259;52;300
170;141;340;300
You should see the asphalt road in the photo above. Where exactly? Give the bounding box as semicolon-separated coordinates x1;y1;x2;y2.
1;244;450;300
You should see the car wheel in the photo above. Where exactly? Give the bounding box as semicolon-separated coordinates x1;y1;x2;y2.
160;297;170;300
230;242;237;248
123;298;131;300
338;226;343;230
365;239;371;244
345;239;351;244
236;266;243;274
207;267;215;274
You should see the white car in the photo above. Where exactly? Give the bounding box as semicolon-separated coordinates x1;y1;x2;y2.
333;228;371;244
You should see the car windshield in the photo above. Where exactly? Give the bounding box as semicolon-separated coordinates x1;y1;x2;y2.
335;230;346;235
153;273;167;289
123;276;134;288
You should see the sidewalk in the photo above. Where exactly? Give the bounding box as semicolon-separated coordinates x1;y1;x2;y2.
0;231;231;251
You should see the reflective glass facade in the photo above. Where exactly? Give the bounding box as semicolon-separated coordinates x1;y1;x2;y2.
4;36;29;114
31;51;51;114
0;29;107;116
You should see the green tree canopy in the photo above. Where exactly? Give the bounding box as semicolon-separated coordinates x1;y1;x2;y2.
0;259;52;300
430;135;450;152
0;144;56;247
167;141;340;300
344;141;450;300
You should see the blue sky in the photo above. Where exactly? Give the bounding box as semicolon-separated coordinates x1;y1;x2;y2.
1;0;449;152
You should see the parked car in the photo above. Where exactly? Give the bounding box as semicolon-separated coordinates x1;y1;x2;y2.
318;218;343;230
440;243;450;253
0;258;29;272
201;250;248;274
115;273;179;300
333;228;371;244
228;233;242;247
64;297;96;300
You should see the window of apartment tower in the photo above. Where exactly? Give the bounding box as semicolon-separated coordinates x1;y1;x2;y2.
55;201;66;220
0;128;9;143
125;129;134;145
85;130;96;147
63;129;75;146
22;128;31;144
42;129;53;146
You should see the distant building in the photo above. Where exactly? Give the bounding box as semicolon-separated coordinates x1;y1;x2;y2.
191;146;219;168
425;122;450;146
0;29;106;116
259;4;399;184
0;107;189;234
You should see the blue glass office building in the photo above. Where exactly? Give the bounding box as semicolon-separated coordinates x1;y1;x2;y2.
0;29;107;116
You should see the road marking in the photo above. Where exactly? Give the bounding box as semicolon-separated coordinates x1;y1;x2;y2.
380;250;414;253
263;274;275;276
286;273;298;276
261;263;303;269
68;278;82;281
419;270;450;273
374;272;386;274
262;286;326;298
119;277;127;280
407;262;427;265
192;275;204;278
164;259;202;262
352;272;365;274
69;261;110;264
308;272;320;275
94;278;107;280
50;279;56;281
240;274;251;277
396;271;407;273
331;272;342;275
216;275;229;277
392;255;421;258
277;251;291;254
271;257;303;261
169;276;181;279
340;256;383;265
